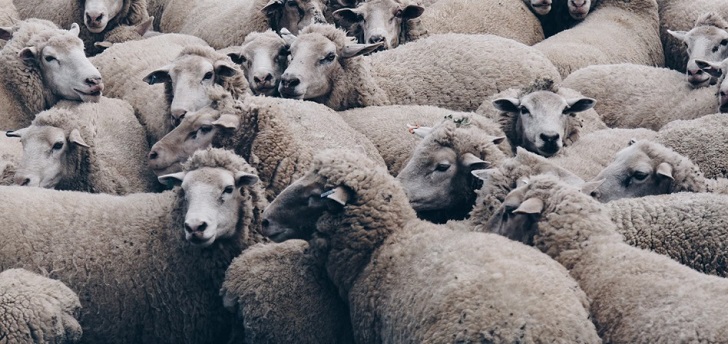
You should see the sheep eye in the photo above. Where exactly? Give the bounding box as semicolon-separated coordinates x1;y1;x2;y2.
633;171;649;181
223;185;234;194
189;131;198;140
713;46;719;53
44;55;57;62
203;72;213;80
394;9;403;17
520;106;530;115
199;125;213;134
722;39;728;46
52;141;64;150
321;52;336;63
435;163;451;172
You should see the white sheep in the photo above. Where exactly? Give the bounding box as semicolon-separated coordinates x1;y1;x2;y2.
259;149;601;343
7;98;157;194
0;19;104;131
561;63;718;130
148;91;385;200
221;240;355;344
160;0;328;49
533;0;664;78
666;12;728;87
93;15;155;50
0;269;83;344
488;175;728;343
0;148;267;344
693;56;728;112
279;24;561;112
14;0;149;55
658;0;728;72
225;30;289;97
334;0;544;51
656;113;728;179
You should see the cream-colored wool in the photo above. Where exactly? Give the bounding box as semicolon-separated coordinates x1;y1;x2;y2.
0;131;22;186
0;0;18;50
656;114;728;179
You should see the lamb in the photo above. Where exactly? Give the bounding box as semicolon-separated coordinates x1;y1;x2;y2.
221;240;355;344
533;0;664;78
0;19;104;131
395;113;511;223
657;0;728;72
524;0;602;37
160;0;328;49
666;12;728;87
6;98;157;194
279;24;561;112
0;268;83;344
259;149;601;343
561;64;718;130
656;114;728;179
482;78;601;157
0;148;267;344
589;140;728;202
488;174;728;343
225;30;289;97
148;92;385;200
334;0;544;51
15;0;149;55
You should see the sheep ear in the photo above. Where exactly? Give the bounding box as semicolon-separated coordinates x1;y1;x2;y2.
279;28;296;46
580;179;604;196
333;8;362;25
695;59;724;78
492;136;507;145
492;98;520;112
5;128;27;138
234;171;259;187
0;26;14;41
143;66;171;85
227;51;246;65
214;60;238;79
342;42;383;58
401;5;425;19
471;168;496;182
461;153;489;170
212;113;240;130
321;187;350;206
513;198;544;215
18;47;38;63
135;17;154;36
656;162;674;180
69;129;89;148
69;23;80;36
262;0;284;19
158;171;187;187
94;41;113;49
667;29;687;42
565;97;596;113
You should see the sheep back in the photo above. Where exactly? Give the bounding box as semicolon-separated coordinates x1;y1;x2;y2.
657;114;728;179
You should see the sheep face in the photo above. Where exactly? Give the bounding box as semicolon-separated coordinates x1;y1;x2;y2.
333;0;424;51
143;55;239;125
590;141;675;202
263;0;328;35
8;125;89;189
694;58;728;112
228;31;289;97
279;32;382;99
84;0;124;33
14;24;104;103
148;109;237;176
567;0;593;20
485;179;540;245
159;167;259;247
493;91;594;157
669;26;728;88
525;0;552;16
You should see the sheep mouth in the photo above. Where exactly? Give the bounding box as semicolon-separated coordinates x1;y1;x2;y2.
152;163;183;178
538;145;560;157
720;104;728;113
188;236;214;247
75;88;103;102
279;89;304;99
253;85;278;96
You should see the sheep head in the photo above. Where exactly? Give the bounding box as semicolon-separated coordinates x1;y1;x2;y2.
333;0;424;51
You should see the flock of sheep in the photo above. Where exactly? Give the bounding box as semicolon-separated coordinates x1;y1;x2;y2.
2;0;728;342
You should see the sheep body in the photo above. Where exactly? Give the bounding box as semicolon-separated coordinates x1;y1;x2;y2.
0;0;17;50
656;114;728;179
0;268;83;344
221;240;354;344
562;64;718;130
0;132;22;185
534;0;664;78
0;149;266;344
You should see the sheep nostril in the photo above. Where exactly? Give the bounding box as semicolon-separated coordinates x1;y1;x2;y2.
21;178;30;186
148;151;158;160
262;219;270;228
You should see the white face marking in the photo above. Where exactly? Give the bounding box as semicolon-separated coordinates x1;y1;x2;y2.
181;168;241;247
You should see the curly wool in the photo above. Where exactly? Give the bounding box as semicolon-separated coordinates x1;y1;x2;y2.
0;269;83;344
656;114;728;180
0;0;17;49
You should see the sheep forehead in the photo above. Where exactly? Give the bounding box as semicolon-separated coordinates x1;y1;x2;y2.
413;145;457;165
292;34;337;57
520;91;568;114
171;56;214;78
685;26;728;45
359;0;400;16
41;34;84;54
182;167;235;191
243;34;286;55
613;145;653;172
21;126;66;146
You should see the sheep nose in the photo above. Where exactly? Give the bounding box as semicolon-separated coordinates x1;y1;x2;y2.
85;77;102;86
85;11;104;24
540;132;560;143
253;73;273;85
261;218;270;229
369;35;385;44
14;176;30;186
171;109;187;123
281;76;300;89
687;68;703;77
185;220;208;233
571;0;586;7
148;150;159;160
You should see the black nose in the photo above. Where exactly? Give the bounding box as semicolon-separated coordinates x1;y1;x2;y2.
185;221;208;233
254;73;273;84
281;77;300;89
261;219;270;228
369;35;385;44
540;133;560;143
85;77;101;86
148;150;158;160
86;13;104;23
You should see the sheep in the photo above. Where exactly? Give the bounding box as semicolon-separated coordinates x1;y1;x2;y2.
666;12;728;87
0;19;104;131
279;24;561;112
481;78;601;157
589;140;728;202
0;148;267;344
94;15;155;50
148;91;385;200
225;30;289;97
0;0;18;50
0;131;22;186
259;149;601;343
488;174;728;343
561;64;718;130
657;0;728;72
15;0;149;55
334;0;543;52
524;0;602;37
160;0;328;50
6;98;157;194
395;113;511;223
656;114;728;179
221;240;355;344
0;268;83;344
533;0;664;78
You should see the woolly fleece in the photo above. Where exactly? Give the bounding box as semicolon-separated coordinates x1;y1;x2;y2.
0;132;22;185
656;114;728;179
